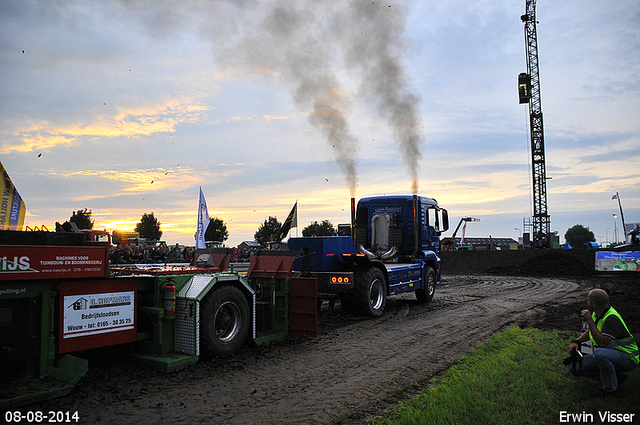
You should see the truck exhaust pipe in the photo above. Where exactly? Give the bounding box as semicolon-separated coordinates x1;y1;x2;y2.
351;197;356;241
413;194;419;258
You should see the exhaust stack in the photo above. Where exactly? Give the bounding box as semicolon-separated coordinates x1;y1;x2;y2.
413;194;419;258
351;197;356;241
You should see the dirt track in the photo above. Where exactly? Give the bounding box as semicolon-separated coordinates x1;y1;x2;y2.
32;274;596;424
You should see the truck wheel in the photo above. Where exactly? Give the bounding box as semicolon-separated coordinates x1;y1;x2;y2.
355;267;386;317
415;266;435;304
200;285;250;356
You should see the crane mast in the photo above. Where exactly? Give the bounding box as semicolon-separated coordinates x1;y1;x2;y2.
519;0;550;248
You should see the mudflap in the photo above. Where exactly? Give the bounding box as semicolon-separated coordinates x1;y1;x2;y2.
289;277;318;337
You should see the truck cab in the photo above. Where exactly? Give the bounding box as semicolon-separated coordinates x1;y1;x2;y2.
354;195;448;260
290;195;448;317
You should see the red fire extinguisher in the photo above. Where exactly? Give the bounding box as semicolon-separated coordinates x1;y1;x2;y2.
163;283;176;317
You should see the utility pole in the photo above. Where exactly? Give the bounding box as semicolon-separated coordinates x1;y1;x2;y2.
519;0;550;248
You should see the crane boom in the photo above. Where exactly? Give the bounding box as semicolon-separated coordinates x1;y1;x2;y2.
442;217;480;251
520;0;550;248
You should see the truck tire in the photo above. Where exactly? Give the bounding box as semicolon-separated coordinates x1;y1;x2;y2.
200;285;250;356
415;266;435;304
354;267;386;317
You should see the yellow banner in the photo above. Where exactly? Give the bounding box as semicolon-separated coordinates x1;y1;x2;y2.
1;161;26;230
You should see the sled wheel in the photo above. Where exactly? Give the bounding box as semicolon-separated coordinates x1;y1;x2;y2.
201;285;250;356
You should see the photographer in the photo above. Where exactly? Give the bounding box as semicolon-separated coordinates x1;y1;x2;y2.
567;289;638;393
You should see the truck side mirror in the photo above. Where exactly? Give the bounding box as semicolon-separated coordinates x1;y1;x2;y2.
442;210;449;232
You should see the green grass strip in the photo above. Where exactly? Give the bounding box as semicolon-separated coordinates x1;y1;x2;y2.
368;327;639;425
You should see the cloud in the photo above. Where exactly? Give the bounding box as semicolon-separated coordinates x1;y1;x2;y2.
1;98;207;154
226;114;254;123
263;115;289;121
60;167;199;194
1;133;77;154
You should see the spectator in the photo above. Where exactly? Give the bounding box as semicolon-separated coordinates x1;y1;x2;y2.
567;289;638;393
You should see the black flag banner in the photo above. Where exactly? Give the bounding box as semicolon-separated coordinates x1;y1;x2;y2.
278;202;297;241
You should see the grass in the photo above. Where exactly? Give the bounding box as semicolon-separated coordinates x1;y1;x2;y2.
367;327;639;425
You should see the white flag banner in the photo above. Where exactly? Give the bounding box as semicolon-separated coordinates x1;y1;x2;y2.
196;187;210;249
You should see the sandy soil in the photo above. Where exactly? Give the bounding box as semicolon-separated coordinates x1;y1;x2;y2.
30;273;637;424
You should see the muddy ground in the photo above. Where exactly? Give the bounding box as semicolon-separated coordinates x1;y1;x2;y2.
27;268;639;425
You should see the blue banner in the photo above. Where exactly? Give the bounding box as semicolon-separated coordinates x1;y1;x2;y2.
595;251;640;272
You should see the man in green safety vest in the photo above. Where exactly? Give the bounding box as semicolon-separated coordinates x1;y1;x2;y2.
567;289;638;392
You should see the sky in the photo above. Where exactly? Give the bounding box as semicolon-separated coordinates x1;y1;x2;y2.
1;0;639;248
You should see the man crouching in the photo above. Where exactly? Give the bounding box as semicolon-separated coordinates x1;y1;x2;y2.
567;289;638;393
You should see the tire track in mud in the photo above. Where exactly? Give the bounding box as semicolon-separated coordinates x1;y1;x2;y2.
31;276;583;425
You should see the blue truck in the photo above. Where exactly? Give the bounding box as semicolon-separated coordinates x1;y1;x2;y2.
289;195;449;317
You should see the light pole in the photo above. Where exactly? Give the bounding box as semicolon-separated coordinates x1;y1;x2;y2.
613;214;618;244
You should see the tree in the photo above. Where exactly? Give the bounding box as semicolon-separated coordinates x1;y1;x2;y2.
205;217;229;243
564;224;595;248
69;208;94;229
254;216;282;246
135;212;162;240
302;220;337;237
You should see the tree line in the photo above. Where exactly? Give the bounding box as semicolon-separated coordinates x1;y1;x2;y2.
253;217;337;245
63;209;165;241
63;209;606;248
62;209;339;246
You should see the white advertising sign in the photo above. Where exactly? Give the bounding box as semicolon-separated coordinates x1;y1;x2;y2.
63;291;135;339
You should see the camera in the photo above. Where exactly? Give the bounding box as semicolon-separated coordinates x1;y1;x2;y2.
563;348;583;366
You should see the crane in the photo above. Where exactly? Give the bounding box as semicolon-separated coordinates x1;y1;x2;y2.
519;0;551;248
442;217;480;251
